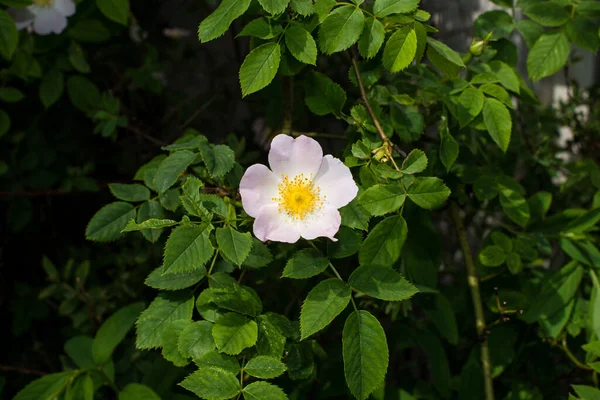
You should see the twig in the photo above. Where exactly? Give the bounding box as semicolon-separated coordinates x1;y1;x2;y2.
450;202;495;400
126;126;167;147
559;337;593;371
0;365;47;376
177;94;218;131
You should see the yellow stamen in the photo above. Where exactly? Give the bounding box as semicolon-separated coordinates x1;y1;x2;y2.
34;0;54;7
272;174;325;220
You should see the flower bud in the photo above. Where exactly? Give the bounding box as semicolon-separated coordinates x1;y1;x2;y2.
469;40;485;57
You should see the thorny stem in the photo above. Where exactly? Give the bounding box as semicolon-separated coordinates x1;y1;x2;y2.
450;202;495;400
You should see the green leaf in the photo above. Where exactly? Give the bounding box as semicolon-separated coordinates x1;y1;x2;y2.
489;60;520;94
401;149;428;174
304;71;346;116
349;266;418;301
122;218;178;233
109;183;150;202
566;208;600;234
244;355;287;379
358;17;385;59
257;0;289;14
479;245;506;267
96;0;129;25
341;198;370;231
93;302;145;363
210;284;263;317
566;18;600;52
572;385;600;400
136;292;194;349
198;0;252;42
457;87;484;127
318;5;365;55
162;319;191;366
439;128;459;172
373;0;418;17
239;18;283;39
162;225;214;275
427;38;465;68
285;26;317;65
243;382;288;400
290;0;314;15
0;87;24;102
39;69;64;108
67;374;94;400
216;226;252;266
315;0;337;22
213;312;258;355
300;278;351;339
14;372;73;400
67;19;111;43
136;200;166;243
154;150;197;194
239;43;281;97
474;10;514;40
527;31;569;82
500;189;530;227
516;19;543;48
180;367;241;399
86;202;136;242
343;310;388;400
479;83;512;108
256;315;287;358
178;321;216;360
0;10;18;60
423;294;458;345
282;248;329;279
491;231;512;252
506;252;523;274
200;144;236;178
118;384;160;400
64;336;95;368
524;2;569;27
359;215;408;267
195;351;240;375
358;184;406;216
382;27;417;73
483;97;512;152
67;76;101;113
407;177;451;210
243;238;273;269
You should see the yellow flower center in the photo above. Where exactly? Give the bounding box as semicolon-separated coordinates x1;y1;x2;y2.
34;0;54;6
273;174;324;220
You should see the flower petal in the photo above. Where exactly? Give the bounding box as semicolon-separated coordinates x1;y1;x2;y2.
8;8;35;30
32;8;67;34
298;206;341;241
268;134;323;179
240;164;279;218
313;155;358;209
54;0;75;16
253;204;301;243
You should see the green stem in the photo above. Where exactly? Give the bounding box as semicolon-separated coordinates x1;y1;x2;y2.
450;202;495;400
561;337;593;371
207;250;219;276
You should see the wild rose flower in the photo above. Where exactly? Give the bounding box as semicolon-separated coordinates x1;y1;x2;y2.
9;0;75;35
240;134;358;243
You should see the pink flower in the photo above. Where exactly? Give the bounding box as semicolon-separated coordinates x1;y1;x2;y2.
9;0;75;35
240;134;358;243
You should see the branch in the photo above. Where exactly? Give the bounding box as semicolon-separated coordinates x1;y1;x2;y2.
0;365;47;376
126;126;167;147
450;202;495;400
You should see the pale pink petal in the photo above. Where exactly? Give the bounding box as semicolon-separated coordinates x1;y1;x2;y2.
298;206;341;241
313;155;358;209
54;0;75;16
268;134;323;179
253;205;301;243
8;8;35;30
239;164;279;218
32;8;67;34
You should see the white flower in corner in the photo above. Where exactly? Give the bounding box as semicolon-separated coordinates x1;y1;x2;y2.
240;134;358;243
9;0;75;35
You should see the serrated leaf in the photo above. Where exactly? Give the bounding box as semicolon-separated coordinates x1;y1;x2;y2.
328;226;363;259
211;284;263;317
213;312;258;355
178;321;216;360
67;76;101;114
282;248;329;279
240;43;281;97
480;83;512;107
304;71;346;116
382;27;417;73
122;217;178;233
489;60;520;94
243;238;273;268
358;184;406;216
457;87;484;127
479;245;506;267
474;10;514;40
93;302;145;363
500;189;530;227
109;183;150;202
440;128;458;172
527;31;569;82
524;2;569;27
407;177;451;210
291;0;314;14
349;266;418;301
96;0;129;25
13;372;73;400
162;320;192;366
136;292;194;349
566;18;600;52
427;38;465;68
343;311;388;400
180;367;241;399
195;351;240;374
136;200;166;243
401;149;428;174
243;382;288;400
358;18;385;59
216;226;252;266
285;26;317;65
244;355;287;379
200;145;236;178
198;0;252;42
118;383;160;400
0;10;18;60
572;385;600;400
300;278;351;339
257;0;289;15
359;215;407;267
86;202;136;242
483;97;512;152
145;267;205;291
341;198;370;231
162;225;213;275
318;6;365;55
373;0;418;17
516;19;543;48
239;18;283;39
39;69;64;108
154;150;197;194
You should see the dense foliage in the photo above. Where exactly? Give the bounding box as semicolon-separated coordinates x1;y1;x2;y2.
2;0;600;399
